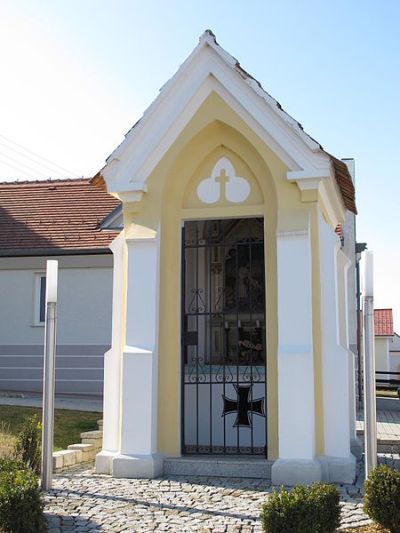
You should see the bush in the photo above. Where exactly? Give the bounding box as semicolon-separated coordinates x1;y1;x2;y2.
0;458;22;473
363;465;400;533
0;459;47;533
260;483;341;533
14;415;42;475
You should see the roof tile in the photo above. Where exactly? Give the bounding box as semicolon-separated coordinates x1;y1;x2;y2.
374;309;394;337
0;178;121;254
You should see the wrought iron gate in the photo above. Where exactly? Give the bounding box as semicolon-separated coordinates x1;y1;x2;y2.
181;218;267;455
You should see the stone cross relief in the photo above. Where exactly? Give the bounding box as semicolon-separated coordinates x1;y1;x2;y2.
215;168;230;202
197;157;251;204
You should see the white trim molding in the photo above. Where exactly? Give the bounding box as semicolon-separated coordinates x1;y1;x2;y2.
287;170;346;228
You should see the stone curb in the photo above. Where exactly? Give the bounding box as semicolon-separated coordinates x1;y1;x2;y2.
52;420;103;472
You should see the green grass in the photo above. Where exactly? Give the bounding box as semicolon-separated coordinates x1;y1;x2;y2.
0;405;100;455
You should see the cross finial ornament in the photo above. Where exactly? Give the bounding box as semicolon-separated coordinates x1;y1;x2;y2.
222;384;265;427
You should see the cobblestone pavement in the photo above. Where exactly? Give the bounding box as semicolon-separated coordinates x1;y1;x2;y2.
44;454;400;532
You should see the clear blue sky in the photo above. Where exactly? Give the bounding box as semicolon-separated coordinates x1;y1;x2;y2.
1;0;399;328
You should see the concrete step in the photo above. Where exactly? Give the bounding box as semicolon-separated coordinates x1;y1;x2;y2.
356;429;400;453
68;443;96;462
80;429;102;451
164;456;273;478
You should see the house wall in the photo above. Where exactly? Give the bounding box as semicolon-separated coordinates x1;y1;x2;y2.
390;353;400;373
389;333;400;374
0;254;113;396
375;337;389;372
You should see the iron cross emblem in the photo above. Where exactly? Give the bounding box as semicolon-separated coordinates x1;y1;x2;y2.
222;385;265;427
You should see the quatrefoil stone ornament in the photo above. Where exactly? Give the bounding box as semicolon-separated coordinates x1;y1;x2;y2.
196;157;251;204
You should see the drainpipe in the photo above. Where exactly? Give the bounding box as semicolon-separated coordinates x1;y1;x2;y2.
356;242;367;410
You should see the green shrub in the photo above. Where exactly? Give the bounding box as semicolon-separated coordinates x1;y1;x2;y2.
0;460;47;533
363;465;400;533
0;458;22;474
14;415;42;475
260;483;340;533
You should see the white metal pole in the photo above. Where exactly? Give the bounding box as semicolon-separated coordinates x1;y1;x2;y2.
41;260;58;491
362;251;377;478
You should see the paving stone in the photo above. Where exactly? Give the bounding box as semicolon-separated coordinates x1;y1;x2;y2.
43;453;399;531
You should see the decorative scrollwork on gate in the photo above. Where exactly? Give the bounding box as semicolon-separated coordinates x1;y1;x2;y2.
187;355;207;383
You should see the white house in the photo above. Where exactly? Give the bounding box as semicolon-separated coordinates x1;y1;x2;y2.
95;31;359;485
373;309;394;377
390;332;400;373
0;176;121;396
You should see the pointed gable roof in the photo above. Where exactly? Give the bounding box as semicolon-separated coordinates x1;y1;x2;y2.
101;30;356;214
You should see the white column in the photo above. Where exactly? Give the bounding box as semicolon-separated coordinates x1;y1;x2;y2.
96;232;125;474
112;224;163;478
362;250;377;477
271;226;322;485
319;212;355;483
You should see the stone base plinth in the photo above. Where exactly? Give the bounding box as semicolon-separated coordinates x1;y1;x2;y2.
318;454;356;484
112;454;163;479
271;458;322;485
95;450;117;475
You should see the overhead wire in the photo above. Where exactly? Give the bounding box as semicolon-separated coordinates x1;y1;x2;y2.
0;158;38;180
0;151;55;179
0;140;70;179
0;133;80;178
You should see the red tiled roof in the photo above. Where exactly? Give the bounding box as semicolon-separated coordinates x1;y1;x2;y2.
0;178;121;255
329;157;357;214
374;309;394;337
335;224;343;241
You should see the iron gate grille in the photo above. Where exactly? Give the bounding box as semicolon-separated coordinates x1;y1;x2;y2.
181;218;267;455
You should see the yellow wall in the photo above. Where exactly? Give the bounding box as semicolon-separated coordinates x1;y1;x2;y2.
121;91;319;460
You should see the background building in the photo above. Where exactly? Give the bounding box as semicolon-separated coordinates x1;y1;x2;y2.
0;177;121;396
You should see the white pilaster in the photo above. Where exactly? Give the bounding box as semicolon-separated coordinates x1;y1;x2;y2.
337;248;361;458
271;226;322;485
112;224;163;478
318;212;355;483
96;232;125;474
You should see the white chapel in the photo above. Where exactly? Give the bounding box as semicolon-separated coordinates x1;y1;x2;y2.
95;31;358;485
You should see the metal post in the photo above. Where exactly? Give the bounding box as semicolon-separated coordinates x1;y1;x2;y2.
41;261;58;491
362;251;377;478
356;242;367;411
